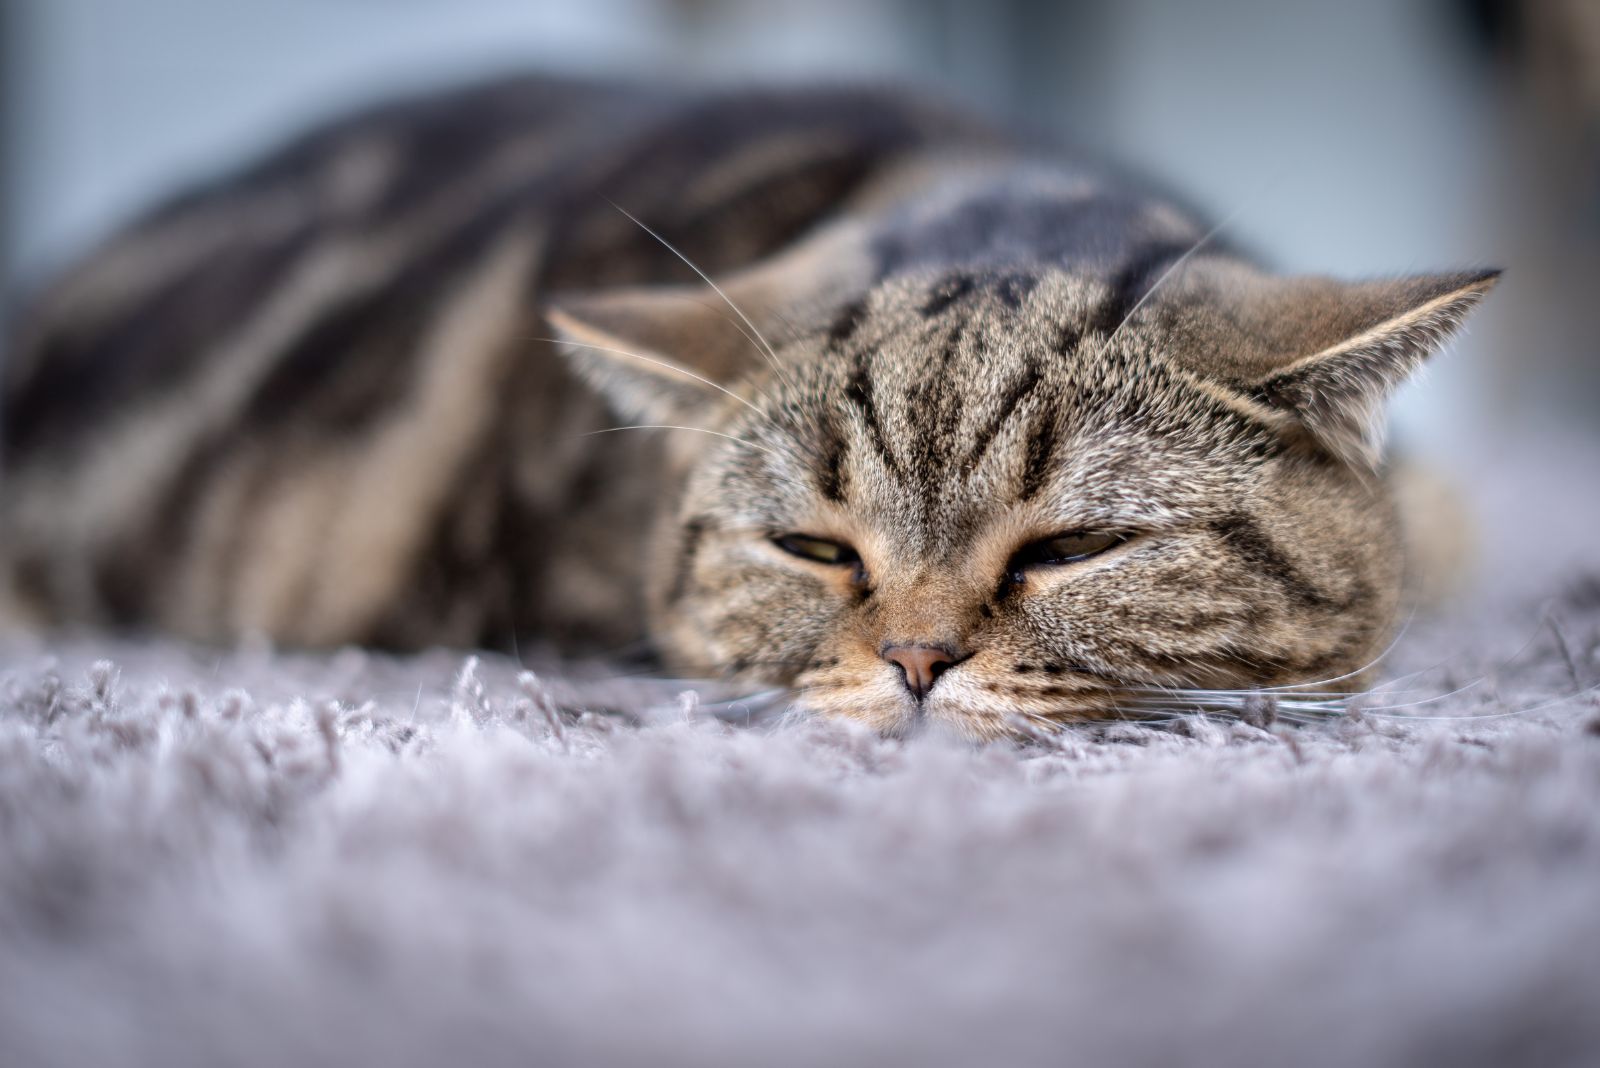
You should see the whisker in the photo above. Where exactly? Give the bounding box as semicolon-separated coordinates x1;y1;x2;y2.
1120;695;1344;719
663;294;788;395
1104;167;1286;348
1105;210;1241;347
695;687;795;706
527;337;766;417
1363;606;1551;698
606;200;797;392
1102;602;1420;705
1352;676;1491;713
1185;599;1551;715
765;305;807;347
1118;671;1600;726
568;657;835;685
701;692;797;717
1262;603;1421;694
1122;685;1382;700
1360;681;1600;722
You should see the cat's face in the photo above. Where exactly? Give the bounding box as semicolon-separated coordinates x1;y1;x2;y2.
554;261;1495;740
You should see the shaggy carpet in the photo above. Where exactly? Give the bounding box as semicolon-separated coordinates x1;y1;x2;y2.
3;447;1600;1068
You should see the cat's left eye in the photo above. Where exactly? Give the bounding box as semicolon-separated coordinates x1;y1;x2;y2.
773;533;860;566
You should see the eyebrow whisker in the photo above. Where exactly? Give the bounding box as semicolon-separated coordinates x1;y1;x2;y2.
607;199;797;393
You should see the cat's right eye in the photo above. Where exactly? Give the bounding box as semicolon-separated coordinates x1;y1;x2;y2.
772;534;860;566
1005;530;1127;583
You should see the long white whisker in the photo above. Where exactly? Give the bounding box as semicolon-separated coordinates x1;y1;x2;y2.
606;200;797;391
695;687;794;707
1122;686;1383;700
1104;167;1287;348
1249;602;1421;695
1105;208;1240;347
1124;673;1600;727
667;294;788;379
529;337;765;416
1353;676;1491;713
1364;606;1551;699
1123;695;1345;717
1367;681;1600;722
663;296;787;405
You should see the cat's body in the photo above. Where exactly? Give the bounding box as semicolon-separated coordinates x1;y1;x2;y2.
0;76;1496;739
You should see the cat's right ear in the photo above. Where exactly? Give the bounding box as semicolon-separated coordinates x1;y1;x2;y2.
544;288;762;425
1243;270;1501;467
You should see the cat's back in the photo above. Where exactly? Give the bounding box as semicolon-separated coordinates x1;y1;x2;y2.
1;76;983;461
0;76;995;647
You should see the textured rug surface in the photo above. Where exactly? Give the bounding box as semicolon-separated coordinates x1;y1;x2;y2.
4;448;1600;1067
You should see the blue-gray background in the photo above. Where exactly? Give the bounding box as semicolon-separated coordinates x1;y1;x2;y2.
1;0;1595;460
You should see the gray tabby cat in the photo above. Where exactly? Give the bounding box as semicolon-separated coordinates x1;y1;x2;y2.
0;76;1496;739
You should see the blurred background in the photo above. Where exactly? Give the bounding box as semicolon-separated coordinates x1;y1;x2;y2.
0;0;1595;466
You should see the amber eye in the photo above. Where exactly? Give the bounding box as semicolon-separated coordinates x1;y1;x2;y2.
773;533;860;566
1007;531;1126;577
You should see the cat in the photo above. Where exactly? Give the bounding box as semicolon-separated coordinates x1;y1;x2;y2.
0;75;1497;740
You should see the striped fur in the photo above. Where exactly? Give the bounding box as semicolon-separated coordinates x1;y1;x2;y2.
0;76;1497;740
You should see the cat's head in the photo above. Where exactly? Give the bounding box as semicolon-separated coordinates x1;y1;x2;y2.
551;249;1497;740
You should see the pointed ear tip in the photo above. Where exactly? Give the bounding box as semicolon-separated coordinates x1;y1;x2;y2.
1397;267;1500;295
1392;267;1501;309
1444;267;1502;297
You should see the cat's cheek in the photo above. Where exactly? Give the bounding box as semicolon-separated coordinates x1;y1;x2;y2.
665;560;855;683
1002;540;1224;662
917;675;1010;742
791;662;919;736
918;663;1116;740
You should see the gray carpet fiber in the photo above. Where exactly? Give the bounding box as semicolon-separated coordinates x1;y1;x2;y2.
3;449;1600;1067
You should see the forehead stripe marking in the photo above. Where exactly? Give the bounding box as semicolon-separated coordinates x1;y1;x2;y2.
919;272;977;317
814;408;848;502
825;297;868;348
845;362;901;477
1018;407;1059;501
962;360;1041;472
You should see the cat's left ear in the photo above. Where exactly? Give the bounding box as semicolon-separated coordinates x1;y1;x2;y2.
544;286;770;425
1247;269;1500;467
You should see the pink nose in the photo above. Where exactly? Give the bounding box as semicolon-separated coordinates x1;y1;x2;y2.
881;644;960;700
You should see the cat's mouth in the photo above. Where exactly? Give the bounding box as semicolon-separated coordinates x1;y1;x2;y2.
789;660;1148;741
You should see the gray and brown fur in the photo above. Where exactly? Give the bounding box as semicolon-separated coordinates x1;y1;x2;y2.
0;76;1497;740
